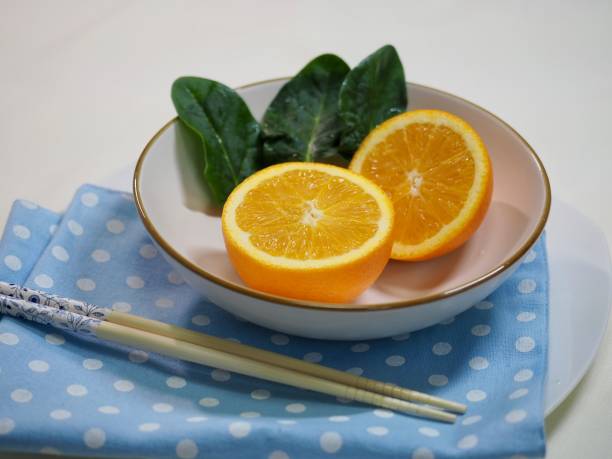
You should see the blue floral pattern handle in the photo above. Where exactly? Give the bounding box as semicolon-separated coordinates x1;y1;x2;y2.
0;281;110;320
0;294;101;335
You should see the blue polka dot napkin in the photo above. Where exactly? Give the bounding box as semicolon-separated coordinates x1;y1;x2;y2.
0;185;547;458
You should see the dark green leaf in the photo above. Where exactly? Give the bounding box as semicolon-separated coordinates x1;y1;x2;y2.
262;54;350;164
171;77;260;205
338;45;407;157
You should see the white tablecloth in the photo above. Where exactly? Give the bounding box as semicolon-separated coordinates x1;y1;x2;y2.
1;1;611;457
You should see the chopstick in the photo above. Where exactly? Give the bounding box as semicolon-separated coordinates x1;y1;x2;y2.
0;293;456;423
0;282;466;414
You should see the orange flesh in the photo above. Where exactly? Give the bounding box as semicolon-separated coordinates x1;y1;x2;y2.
359;123;475;246
234;170;381;260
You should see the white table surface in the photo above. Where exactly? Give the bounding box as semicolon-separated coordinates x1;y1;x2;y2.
1;1;611;457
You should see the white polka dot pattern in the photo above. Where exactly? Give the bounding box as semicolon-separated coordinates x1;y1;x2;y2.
91;249;110;262
505;409;528;423
152;402;174;413
514;369;534;382
34;274;54;288
320;432;343;453
166;376;186;389
466;389;487;402
432;342;452;356
0;333;19;345
11;389;33;403
139;244;157;259
45;334;65;345
345;367;363;375
524;250;537;263
112;302;132;312
251;389;270;400
515;336;536;353
28;360;49;372
199;397;219;407
186;416;207;423
517;312;536;322
517;279;536;294
50;409;71;420
0;418;15;435
475;300;494;310
51;246;69;262
138;422;160;432
461;415;482;426
412;447;434;459
98;406;120;415
0;187;548;457
191;314;210;325
126;276;144;289
509;388;529;400
13;225;31;239
167;270;184;284
428;374;448;387
303;352;323;363
106;219;125;234
367;426;389;436
285;403;306;413
176;439;198;458
4;255;22;271
113;380;134;392
417;427;439;437
391;333;410;341
81;192;99;207
457;434;478;449
83;428;106;449
76;278;96;291
350;343;369;352
268;451;290;459
66;384;88;397
328;415;350;422
385;355;405;366
471;324;491;336
211;369;231;382
82;358;103;370
128;350;148;363
469;356;489;370
229;421;251;438
67;220;83;236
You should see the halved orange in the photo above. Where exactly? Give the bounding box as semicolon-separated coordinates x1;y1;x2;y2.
350;110;492;261
222;162;394;303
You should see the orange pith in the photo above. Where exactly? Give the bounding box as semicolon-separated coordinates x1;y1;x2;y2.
350;110;492;260
222;162;394;303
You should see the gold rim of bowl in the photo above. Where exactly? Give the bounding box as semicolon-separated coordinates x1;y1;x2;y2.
133;78;552;312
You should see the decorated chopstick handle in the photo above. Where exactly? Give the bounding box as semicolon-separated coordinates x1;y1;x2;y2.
0;293;456;423
0;294;101;335
0;281;109;320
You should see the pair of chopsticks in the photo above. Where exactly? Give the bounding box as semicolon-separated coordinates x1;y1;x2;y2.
0;281;465;423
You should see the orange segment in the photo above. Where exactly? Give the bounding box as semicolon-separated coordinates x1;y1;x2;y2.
222;162;394;302
350;110;492;260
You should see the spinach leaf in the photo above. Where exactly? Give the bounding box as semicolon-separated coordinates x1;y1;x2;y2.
262;54;350;164
171;77;260;205
338;45;407;157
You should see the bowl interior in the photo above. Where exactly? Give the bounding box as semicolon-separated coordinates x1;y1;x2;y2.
136;80;549;307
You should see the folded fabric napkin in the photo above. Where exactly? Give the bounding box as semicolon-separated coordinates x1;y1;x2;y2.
0;185;547;458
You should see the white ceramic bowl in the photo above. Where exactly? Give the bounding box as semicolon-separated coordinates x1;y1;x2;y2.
133;79;550;340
